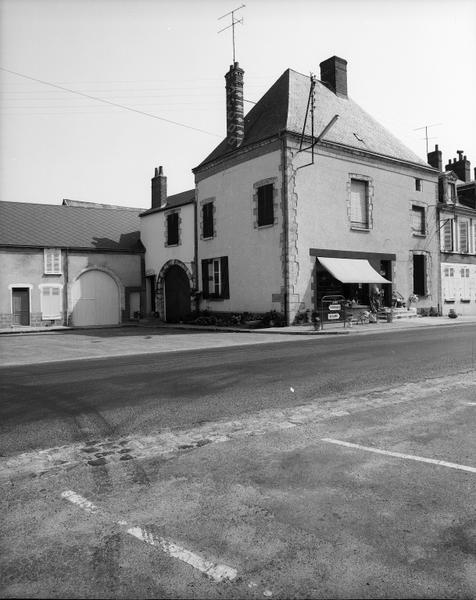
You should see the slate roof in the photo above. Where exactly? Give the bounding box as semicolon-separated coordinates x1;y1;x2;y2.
196;69;430;170
0;201;143;251
139;189;195;217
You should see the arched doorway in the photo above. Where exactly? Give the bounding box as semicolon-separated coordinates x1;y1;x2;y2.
71;269;120;326
164;265;191;322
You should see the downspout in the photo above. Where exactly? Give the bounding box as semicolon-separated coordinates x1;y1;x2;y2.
281;133;289;325
63;248;69;326
193;186;199;313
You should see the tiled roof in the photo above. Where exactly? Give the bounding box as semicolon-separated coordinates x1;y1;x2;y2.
0;201;143;251
196;69;431;169
140;189;195;217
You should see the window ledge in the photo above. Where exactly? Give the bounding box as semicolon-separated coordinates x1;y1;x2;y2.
444;299;455;303
43;272;62;276
256;223;275;229
412;233;426;238
166;243;179;248
350;225;371;232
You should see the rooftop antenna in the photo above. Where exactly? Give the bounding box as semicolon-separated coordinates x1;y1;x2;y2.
218;4;245;63
298;73;339;169
414;123;442;155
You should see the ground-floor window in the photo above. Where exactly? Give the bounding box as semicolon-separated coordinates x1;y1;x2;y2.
201;257;229;299
39;284;63;319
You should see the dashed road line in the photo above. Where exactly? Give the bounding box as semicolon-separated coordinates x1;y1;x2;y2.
322;438;476;474
61;490;237;583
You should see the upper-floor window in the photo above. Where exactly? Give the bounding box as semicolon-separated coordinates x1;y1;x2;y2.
201;257;229;299
257;183;274;227
44;248;62;274
415;178;422;191
459;220;469;253
202;202;214;239
166;212;179;246
411;205;425;235
350;179;369;229
441;219;453;252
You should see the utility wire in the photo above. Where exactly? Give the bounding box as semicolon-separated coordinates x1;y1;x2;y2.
0;66;221;137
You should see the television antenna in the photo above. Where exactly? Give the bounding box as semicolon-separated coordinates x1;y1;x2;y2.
218;4;245;63
414;122;442;155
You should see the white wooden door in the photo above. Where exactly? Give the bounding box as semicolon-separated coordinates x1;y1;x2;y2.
72;270;120;326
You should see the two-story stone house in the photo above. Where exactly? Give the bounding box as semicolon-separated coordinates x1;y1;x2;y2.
189;56;440;324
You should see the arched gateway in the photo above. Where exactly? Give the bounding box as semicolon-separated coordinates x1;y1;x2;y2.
157;260;193;322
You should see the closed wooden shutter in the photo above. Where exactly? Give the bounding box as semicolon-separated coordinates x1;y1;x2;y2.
167;213;179;245
220;257;229;299
202;203;214;238
257;184;274;226
442;220;453;251
201;259;210;299
350;180;368;227
459;221;469;253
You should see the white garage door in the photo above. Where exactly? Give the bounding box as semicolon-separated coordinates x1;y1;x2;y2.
71;270;120;326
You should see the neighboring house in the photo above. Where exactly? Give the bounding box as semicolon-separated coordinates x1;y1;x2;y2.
0;200;144;328
189;56;440;324
140;167;196;322
428;146;476;315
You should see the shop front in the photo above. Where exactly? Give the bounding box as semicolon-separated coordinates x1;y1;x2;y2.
310;249;395;317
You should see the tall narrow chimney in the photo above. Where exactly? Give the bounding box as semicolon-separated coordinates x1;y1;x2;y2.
427;144;442;171
225;62;244;149
445;151;471;182
320;56;348;98
151;166;167;209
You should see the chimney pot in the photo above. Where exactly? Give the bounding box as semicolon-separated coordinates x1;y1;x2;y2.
151;165;167;209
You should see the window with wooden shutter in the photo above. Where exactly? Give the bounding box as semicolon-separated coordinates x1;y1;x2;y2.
441;219;453;251
459;220;469;253
350;179;369;228
40;285;62;318
201;257;229;299
411;206;425;235
167;212;179;245
202;202;214;239
44;248;62;274
257;184;274;227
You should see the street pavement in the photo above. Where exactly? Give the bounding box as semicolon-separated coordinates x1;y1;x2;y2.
1;321;475;598
2;315;476;367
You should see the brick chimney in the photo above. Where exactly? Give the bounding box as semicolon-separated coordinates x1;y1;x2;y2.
445;150;471;182
151;166;167;209
427;144;442;171
225;62;244;149
320;56;348;98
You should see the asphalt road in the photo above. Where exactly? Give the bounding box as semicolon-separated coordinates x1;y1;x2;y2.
1;325;475;456
1;326;475;598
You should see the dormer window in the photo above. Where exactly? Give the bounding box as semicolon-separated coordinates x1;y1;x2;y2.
448;182;456;203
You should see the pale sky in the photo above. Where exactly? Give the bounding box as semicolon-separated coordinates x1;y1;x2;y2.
1;0;475;209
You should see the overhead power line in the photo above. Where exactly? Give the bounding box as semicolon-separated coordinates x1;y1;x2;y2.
0;66;221;137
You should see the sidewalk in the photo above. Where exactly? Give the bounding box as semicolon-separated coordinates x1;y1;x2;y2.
2;315;476;337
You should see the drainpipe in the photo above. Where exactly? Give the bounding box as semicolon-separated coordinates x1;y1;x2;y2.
63;248;69;326
193;186;199;313
281;132;289;325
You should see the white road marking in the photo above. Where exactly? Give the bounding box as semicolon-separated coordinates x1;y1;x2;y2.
127;526;237;582
61;490;99;513
61;490;237;583
322;438;476;474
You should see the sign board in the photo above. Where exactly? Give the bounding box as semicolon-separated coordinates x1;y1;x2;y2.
318;294;347;330
328;304;341;311
327;313;340;320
